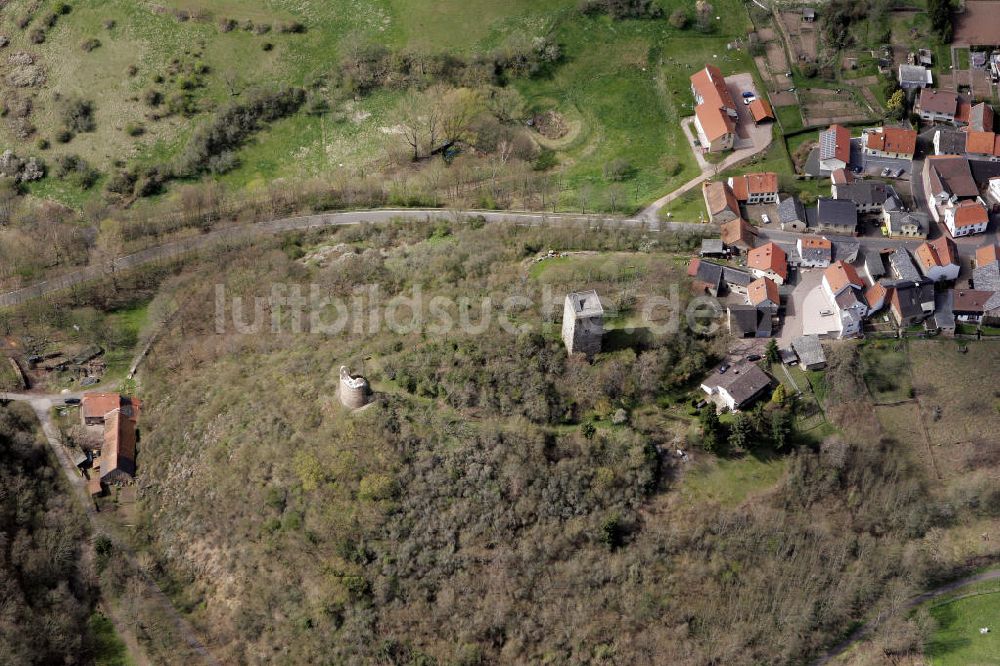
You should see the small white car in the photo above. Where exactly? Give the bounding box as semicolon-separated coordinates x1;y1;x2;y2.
819;309;834;317
761;213;770;224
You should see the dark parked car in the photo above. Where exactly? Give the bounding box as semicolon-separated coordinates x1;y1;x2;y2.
718;363;730;374
747;354;762;361
63;398;81;405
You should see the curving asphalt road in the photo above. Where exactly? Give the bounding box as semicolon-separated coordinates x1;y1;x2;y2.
0;206;980;309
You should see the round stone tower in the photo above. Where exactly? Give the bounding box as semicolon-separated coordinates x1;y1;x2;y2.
338;365;372;409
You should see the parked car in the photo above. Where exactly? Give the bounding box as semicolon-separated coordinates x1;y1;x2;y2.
747;354;762;361
881;167;891;177
819;309;834;316
63;398;81;405
742;91;755;98
761;213;770;224
718;363;730;374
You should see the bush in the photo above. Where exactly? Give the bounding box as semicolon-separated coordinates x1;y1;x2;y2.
579;0;663;19
801;63;818;78
603;158;634;182
125;122;145;137
143;89;163;107
532;148;558;171
28;29;45;44
659;155;682;177
60;98;96;133
55;129;73;144
669;8;689;28
80;38;101;52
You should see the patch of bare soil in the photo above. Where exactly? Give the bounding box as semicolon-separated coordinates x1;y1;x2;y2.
531;110;568;140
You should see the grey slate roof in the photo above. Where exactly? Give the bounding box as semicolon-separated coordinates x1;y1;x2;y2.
973;262;1000;293
935;129;967;155
791;335;826;368
833;240;860;264
567;290;604;317
694;260;724;291
723;266;753;289
898;64;930;86
889;248;923;283
893;282;935;320
701;239;726;256
860;247;887;279
931;290;955;330
729;305;760;337
778;196;807;225
800;243;831;264
704;363;773;406
835;288;864;310
816;197;858;231
833;181;897;208
885;210;930;237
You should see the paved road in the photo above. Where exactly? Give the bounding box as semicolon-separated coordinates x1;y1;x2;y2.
0;392;218;666
813;567;1000;664
0;205;984;311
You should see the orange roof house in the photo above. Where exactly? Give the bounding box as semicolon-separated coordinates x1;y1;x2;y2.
82;392;123;425
702;180;741;222
865;127;917;157
823;260;864;295
748;277;779;308
99;409;137;485
747;242;788;283
748;98;774;123
691;65;737;150
915;236;958;270
864;283;892;313
953;200;989;229
964;130;997;155
976;243;1000;267
720;218;757;251
728;172;779;202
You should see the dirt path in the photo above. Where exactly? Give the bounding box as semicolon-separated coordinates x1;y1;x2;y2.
813;568;1000;664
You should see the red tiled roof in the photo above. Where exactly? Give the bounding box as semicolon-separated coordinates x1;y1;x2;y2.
749;98;774;122
831;168;853;185
976;243;1000;267
101;409;136;481
864;283;890;310
82;392;121;421
953;200;989;228
687;258;702;277
824;260;864;294
691;65;737;143
747;242;787;279
748;277;779;306
821;124;851;165
702;180;740;218
915;236;958;270
952;289;993;313
965;131;996;155
866;127;917;156
955;100;972;123
729;172;778;200
801;235;832;250
720;218;757;247
921;89;959;116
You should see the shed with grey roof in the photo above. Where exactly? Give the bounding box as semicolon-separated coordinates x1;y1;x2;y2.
791;335;826;370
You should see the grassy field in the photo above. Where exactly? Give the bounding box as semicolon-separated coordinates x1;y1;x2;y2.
925;579;1000;665
677;451;787;508
860;340;912;403
89;612;134;666
0;0;762;213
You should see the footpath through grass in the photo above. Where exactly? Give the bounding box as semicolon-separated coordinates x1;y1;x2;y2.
924;578;1000;665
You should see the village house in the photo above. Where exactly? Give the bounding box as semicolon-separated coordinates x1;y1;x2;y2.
966;101;995;132
831;167;854;185
917;89;959;123
777;196;808;231
934;128;968;156
862;127;917;160
796;235;833;268
964;130;1000;161
818;124;852;172
888;248;924;283
923;156;980;223
728;172;779;205
81;392;134;426
859;247;887;284
832;181;900;214
720;218;757;253
700;239;727;258
890;282;936;327
748;276;780;312
944;199;990;237
687;258;723;296
822;260;868;338
898;64;932;90
882;209;930;238
951;289;993;323
702;180;741;223
747;242;788;284
722;266;754;296
700;364;773;412
691;65;737;153
976;243;1000;269
727;305;772;338
865;282;892;314
914;236;960;282
814;197;858;235
99;408;137;486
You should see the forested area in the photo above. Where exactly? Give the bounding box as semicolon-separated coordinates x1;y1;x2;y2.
0;404;96;664
91;219;988;664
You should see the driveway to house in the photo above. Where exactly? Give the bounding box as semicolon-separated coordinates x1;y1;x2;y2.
778;267;828;347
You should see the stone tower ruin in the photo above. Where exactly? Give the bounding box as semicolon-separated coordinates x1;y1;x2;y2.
561;290;604;358
338;366;372;409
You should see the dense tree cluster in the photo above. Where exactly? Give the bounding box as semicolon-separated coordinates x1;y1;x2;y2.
0;405;96;664
578;0;664;20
